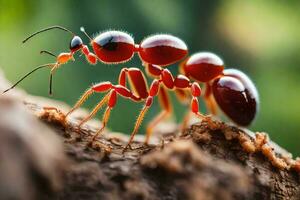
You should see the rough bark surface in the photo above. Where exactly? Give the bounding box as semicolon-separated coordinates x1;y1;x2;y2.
0;72;299;200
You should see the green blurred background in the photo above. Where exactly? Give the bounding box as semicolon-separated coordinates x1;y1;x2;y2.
0;0;299;155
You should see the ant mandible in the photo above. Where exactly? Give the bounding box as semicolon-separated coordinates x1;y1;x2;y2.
3;26;259;152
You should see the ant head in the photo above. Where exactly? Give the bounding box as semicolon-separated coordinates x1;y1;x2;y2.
70;36;83;52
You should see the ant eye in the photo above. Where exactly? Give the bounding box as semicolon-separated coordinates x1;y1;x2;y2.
70;36;83;52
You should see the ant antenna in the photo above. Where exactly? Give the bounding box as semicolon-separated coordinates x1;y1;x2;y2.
49;73;53;96
22;25;75;44
80;27;93;41
3;63;54;94
40;50;57;58
40;50;57;95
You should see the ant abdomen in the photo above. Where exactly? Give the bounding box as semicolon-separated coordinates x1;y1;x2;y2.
212;69;259;126
139;34;188;66
92;31;135;63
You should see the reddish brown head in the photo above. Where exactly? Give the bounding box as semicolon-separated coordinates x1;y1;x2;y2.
212;69;259;126
181;52;224;82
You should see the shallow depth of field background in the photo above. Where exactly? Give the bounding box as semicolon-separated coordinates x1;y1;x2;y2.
0;1;299;155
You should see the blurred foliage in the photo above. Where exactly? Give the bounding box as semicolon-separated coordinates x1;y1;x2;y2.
0;0;299;155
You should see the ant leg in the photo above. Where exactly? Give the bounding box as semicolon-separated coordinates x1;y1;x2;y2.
79;68;142;127
145;85;172;145
123;80;160;152
65;82;113;119
190;82;202;117
118;68;128;87
119;68;148;101
86;83;136;141
91;107;111;141
77;93;110;128
190;83;215;127
65;89;94;118
78;68;135;127
204;83;218;115
91;90;117;141
124;106;149;152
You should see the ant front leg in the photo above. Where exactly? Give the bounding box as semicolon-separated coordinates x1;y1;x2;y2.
64;81;114;131
76;68;143;129
65;67;142;132
77;93;110;128
89;84;138;142
64;88;95;120
66;79;136;140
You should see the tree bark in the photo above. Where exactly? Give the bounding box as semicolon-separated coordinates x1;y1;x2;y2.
0;72;299;200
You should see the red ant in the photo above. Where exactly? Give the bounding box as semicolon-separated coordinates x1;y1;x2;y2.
3;26;259;152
